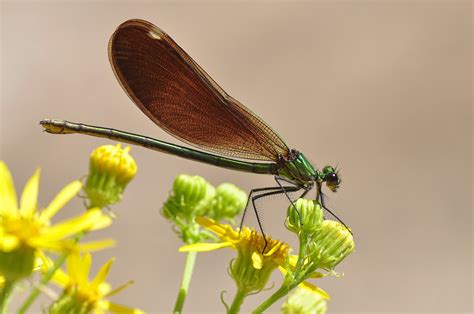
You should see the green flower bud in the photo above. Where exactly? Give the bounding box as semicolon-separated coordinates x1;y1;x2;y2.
308;220;355;270
208;183;247;221
286;199;323;235
0;246;35;281
162;174;215;220
281;287;327;314
84;144;137;208
173;174;215;207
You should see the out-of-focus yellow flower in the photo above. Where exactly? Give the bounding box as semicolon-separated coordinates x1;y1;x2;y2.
0;161;114;281
85;144;137;208
281;287;328;314
47;252;144;314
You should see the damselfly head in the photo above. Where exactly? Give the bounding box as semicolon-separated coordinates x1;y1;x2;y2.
322;165;341;192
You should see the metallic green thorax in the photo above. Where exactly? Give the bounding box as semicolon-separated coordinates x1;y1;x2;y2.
277;152;317;186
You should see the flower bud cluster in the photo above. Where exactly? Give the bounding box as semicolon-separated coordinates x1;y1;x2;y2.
162;174;247;244
286;198;354;270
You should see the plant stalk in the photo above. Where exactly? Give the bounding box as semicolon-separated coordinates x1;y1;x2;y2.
0;280;15;314
228;288;247;314
173;251;197;314
18;253;68;314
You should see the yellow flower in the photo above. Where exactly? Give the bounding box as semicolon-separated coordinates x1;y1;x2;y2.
180;217;288;294
47;252;144;314
181;216;288;267
180;217;330;299
85;144;137;208
0;161;114;281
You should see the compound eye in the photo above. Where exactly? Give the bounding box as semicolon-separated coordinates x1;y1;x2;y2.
326;172;338;183
325;172;340;192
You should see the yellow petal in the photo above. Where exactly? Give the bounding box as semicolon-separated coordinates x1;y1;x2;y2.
299;281;330;300
86;208;113;230
104;300;145;314
251;251;263;269
263;241;281;257
27;237;74;253
50;267;69;286
105;280;134;297
42;209;111;240
195;217;229;237
76;239;116;252
78;253;92;287
91;258;114;290
93;305;106;314
36;250;51;272
66;252;81;282
20;168;40;217
0;161;18;215
41;180;82;221
179;242;233;252
278;266;287;275
289;255;298;266
26;239;59;252
98;282;112;296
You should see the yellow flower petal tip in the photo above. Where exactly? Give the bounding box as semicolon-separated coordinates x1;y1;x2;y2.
179;242;232;252
251;252;263;270
300;281;331;300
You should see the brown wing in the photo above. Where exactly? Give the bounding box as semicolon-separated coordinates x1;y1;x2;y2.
108;19;289;161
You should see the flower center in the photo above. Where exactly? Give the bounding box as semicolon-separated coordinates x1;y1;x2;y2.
3;216;42;243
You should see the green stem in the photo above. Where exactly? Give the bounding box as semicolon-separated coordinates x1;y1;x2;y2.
18;252;68;314
173;251;197;314
294;233;308;273
228;288;247;314
252;232;309;314
251;284;291;314
0;280;15;314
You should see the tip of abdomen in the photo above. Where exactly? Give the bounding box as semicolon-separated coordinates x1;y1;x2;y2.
39;119;71;134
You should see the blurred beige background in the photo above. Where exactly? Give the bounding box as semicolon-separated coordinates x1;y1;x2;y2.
1;1;472;313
